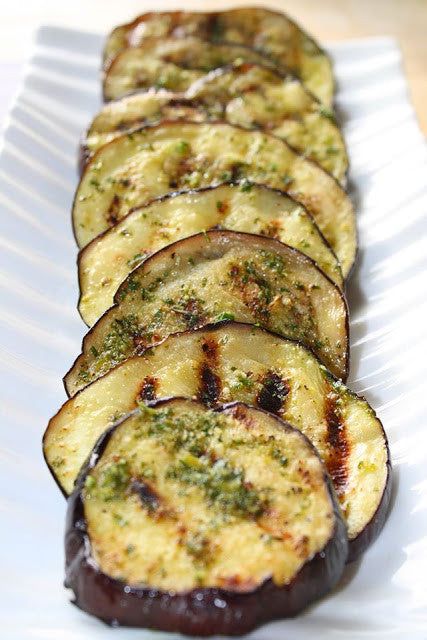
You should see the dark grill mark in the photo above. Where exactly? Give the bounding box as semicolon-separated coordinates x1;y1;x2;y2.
169;98;191;108
230;162;247;182
257;372;290;414
137;376;158;402
198;364;222;407
198;338;221;406
201;337;219;363
325;391;349;495
106;194;121;226
131;479;160;512
167;97;202;111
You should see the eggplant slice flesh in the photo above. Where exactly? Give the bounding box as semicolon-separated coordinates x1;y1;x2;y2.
73;122;356;277
45;323;391;561
78;184;343;327
66;398;347;635
104;8;334;105
67;230;349;393
86;63;347;182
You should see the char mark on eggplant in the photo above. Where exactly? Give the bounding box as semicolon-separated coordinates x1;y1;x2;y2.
325;390;349;495
138;376;158;402
257;371;290;415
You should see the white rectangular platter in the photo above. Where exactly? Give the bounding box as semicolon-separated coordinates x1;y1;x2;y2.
0;21;426;640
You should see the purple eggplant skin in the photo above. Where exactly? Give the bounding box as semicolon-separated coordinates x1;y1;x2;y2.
64;401;348;636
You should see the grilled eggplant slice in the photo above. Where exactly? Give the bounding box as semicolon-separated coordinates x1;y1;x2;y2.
104;8;334;105
78;185;343;326
67;230;348;392
65;398;348;635
45;323;391;560
103;37;278;101
86;63;347;182
73;122;356;276
82;90;203;169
